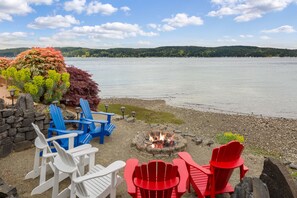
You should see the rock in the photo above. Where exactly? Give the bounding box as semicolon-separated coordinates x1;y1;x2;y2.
15;93;34;112
232;177;269;198
260;158;297;198
62;110;76;120
0;124;9;133
173;130;182;134
17;127;31;133
289;163;297;170
0;143;13;158
0;99;4;110
6;116;15;124
192;137;203;145
13;141;32;152
25;131;36;141
23;111;35;119
14;133;25;143
205;139;214;147
0;178;18;197
114;115;122;121
8;128;17;137
126;117;135;123
1;109;14;118
21;117;35;127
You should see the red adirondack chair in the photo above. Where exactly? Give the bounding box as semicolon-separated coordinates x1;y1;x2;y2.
124;159;189;198
178;141;249;198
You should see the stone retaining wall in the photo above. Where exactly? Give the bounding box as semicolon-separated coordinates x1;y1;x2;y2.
0;94;50;158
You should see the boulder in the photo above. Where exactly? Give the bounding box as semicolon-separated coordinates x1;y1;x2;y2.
15;94;34;112
232;177;269;198
260;158;297;198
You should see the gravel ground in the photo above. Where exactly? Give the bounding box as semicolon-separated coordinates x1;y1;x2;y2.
1;98;296;197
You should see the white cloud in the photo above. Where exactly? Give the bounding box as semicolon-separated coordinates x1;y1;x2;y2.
71;22;157;39
120;6;130;12
208;0;297;22
27;0;53;5
260;36;271;40
64;0;118;15
162;13;203;28
86;1;117;15
0;32;28;41
64;0;86;14
0;1;32;22
0;0;54;22
262;25;296;33
240;34;254;38
28;15;80;29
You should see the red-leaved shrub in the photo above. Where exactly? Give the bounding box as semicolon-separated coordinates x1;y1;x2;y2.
62;66;100;110
0;57;12;69
10;47;67;77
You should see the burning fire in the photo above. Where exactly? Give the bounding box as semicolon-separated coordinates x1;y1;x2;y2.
148;131;175;148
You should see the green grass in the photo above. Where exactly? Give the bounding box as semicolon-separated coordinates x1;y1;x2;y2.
246;146;282;158
291;171;297;179
98;103;184;124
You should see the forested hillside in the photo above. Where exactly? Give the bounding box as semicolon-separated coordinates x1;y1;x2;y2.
1;46;297;57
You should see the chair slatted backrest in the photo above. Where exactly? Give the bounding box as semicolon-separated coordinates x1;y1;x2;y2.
53;141;89;197
134;160;178;198
32;123;48;149
49;105;66;130
80;98;96;131
210;141;244;191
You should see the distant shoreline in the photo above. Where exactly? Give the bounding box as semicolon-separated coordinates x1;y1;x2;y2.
1;45;297;57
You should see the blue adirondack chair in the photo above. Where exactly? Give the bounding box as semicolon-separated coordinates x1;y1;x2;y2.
48;104;93;149
79;98;116;144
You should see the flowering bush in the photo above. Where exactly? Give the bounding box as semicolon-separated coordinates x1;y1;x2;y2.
62;66;100;110
10;47;67;77
0;57;12;70
216;132;244;144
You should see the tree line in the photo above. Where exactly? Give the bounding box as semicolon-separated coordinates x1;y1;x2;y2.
1;46;297;57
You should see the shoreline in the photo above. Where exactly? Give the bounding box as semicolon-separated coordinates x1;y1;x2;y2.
103;96;297;121
102;97;297;162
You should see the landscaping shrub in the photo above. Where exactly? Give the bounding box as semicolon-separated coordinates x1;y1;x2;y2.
62;66;100;110
0;57;12;70
1;67;70;103
10;47;67;77
216;132;244;144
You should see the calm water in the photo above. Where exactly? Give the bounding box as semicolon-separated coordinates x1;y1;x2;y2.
65;57;297;119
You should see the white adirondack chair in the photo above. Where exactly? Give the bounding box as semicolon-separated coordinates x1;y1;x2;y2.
52;141;126;198
25;123;98;195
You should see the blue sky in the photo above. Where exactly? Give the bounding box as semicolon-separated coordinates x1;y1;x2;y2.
0;0;297;49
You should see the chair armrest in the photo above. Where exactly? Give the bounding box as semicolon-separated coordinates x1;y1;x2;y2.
68;144;92;153
46;133;78;142
64;120;92;125
240;164;249;179
173;158;188;195
124;158;139;195
134;177;179;191
82;118;108;124
210;158;244;169
73;161;126;183
178;152;212;175
48;128;84;135
42;153;57;158
71;147;99;158
91;111;115;116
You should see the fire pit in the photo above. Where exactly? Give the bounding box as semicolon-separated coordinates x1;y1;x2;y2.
131;130;187;156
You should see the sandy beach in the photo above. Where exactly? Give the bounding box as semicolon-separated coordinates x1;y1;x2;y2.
0;95;297;197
